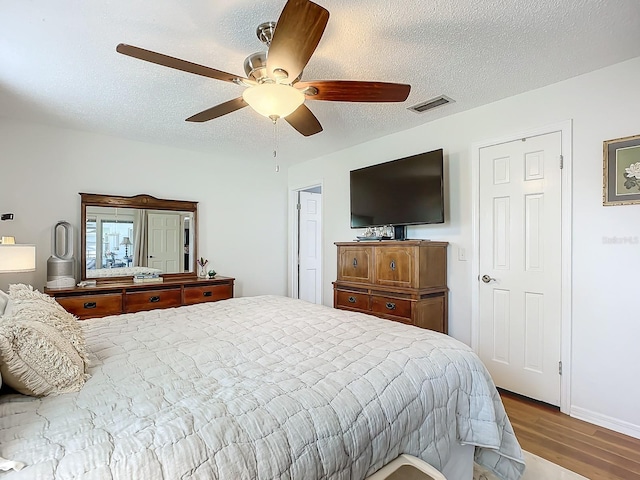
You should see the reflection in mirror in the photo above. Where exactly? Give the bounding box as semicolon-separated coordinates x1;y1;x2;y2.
80;194;197;281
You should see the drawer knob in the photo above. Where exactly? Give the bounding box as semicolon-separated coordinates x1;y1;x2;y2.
348;296;357;303
385;302;396;310
149;296;161;303
390;260;396;271
83;302;97;309
203;291;212;297
352;257;358;268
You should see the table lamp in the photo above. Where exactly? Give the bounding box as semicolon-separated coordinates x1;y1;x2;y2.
120;237;132;257
0;244;37;273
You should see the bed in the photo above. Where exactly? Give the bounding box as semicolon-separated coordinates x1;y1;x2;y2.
0;295;525;479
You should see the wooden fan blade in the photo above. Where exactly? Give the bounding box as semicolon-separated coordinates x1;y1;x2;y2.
285;104;323;136
297;80;411;102
185;97;248;122
116;44;251;84
267;0;329;82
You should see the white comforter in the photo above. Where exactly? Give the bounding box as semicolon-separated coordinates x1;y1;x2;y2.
0;296;525;480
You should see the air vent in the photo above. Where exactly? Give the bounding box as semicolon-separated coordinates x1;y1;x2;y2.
408;95;455;113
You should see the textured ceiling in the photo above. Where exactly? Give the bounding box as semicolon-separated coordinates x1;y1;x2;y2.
1;0;639;166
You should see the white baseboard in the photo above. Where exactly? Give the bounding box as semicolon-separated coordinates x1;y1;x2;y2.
571;406;640;440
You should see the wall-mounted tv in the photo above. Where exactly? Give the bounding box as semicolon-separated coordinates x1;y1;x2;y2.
350;148;444;229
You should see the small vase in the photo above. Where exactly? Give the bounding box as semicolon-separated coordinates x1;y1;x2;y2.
199;266;207;278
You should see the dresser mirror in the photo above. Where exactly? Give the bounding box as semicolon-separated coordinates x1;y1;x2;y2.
80;193;198;282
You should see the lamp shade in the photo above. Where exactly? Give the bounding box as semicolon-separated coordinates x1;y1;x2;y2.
120;237;132;246
242;83;305;118
0;244;36;273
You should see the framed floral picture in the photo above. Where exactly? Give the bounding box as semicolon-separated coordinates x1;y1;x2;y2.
603;133;640;205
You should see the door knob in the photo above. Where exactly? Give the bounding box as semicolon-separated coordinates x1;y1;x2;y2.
481;274;496;283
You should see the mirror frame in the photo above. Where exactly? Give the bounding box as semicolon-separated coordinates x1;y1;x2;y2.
80;193;198;282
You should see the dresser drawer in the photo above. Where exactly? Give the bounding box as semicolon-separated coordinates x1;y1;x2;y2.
184;284;233;305
371;295;412;320
55;293;122;319
335;290;370;311
125;288;182;313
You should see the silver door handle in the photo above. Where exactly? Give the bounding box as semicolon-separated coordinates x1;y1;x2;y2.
481;274;496;283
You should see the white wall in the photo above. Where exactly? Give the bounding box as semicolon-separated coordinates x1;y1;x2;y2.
288;56;640;438
0;119;289;298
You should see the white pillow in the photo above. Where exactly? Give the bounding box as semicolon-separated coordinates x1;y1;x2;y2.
0;319;88;396
0;290;8;316
7;284;89;367
0;284;90;396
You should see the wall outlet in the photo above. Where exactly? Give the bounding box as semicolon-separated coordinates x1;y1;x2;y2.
458;247;467;261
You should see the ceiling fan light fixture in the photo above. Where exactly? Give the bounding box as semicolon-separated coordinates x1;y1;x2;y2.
242;83;305;119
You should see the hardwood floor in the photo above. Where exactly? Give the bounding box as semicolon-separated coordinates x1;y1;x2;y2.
499;389;640;480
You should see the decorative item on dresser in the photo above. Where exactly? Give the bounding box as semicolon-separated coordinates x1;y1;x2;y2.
45;276;234;319
333;240;448;333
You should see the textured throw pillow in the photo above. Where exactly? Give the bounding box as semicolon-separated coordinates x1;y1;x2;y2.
0;319;88;396
7;284;89;369
0;284;90;396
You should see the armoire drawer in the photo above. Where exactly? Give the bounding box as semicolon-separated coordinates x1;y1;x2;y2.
335;290;370;311
184;284;233;305
125;288;182;313
55;293;123;319
370;295;412;320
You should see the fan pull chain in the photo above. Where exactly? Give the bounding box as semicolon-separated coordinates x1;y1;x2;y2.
271;115;280;173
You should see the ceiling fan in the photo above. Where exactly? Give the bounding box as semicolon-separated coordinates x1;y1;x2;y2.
116;0;411;137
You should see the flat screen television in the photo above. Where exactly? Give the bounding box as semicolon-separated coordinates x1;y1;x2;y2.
350;148;444;230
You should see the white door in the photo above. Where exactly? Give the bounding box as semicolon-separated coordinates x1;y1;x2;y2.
298;191;322;303
478;131;562;406
147;213;181;273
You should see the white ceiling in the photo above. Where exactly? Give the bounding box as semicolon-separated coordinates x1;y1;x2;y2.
2;1;639;165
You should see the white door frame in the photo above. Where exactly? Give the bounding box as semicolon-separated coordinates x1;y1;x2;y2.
288;181;323;301
470;120;573;414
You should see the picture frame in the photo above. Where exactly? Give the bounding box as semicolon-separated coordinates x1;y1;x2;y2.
603;133;640;205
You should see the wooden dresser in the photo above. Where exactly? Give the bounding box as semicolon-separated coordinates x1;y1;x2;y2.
45;276;234;320
333;240;448;333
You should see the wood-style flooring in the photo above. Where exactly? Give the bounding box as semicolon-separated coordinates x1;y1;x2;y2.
499;389;640;480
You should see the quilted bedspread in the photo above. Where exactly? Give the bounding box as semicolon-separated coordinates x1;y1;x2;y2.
0;296;524;480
